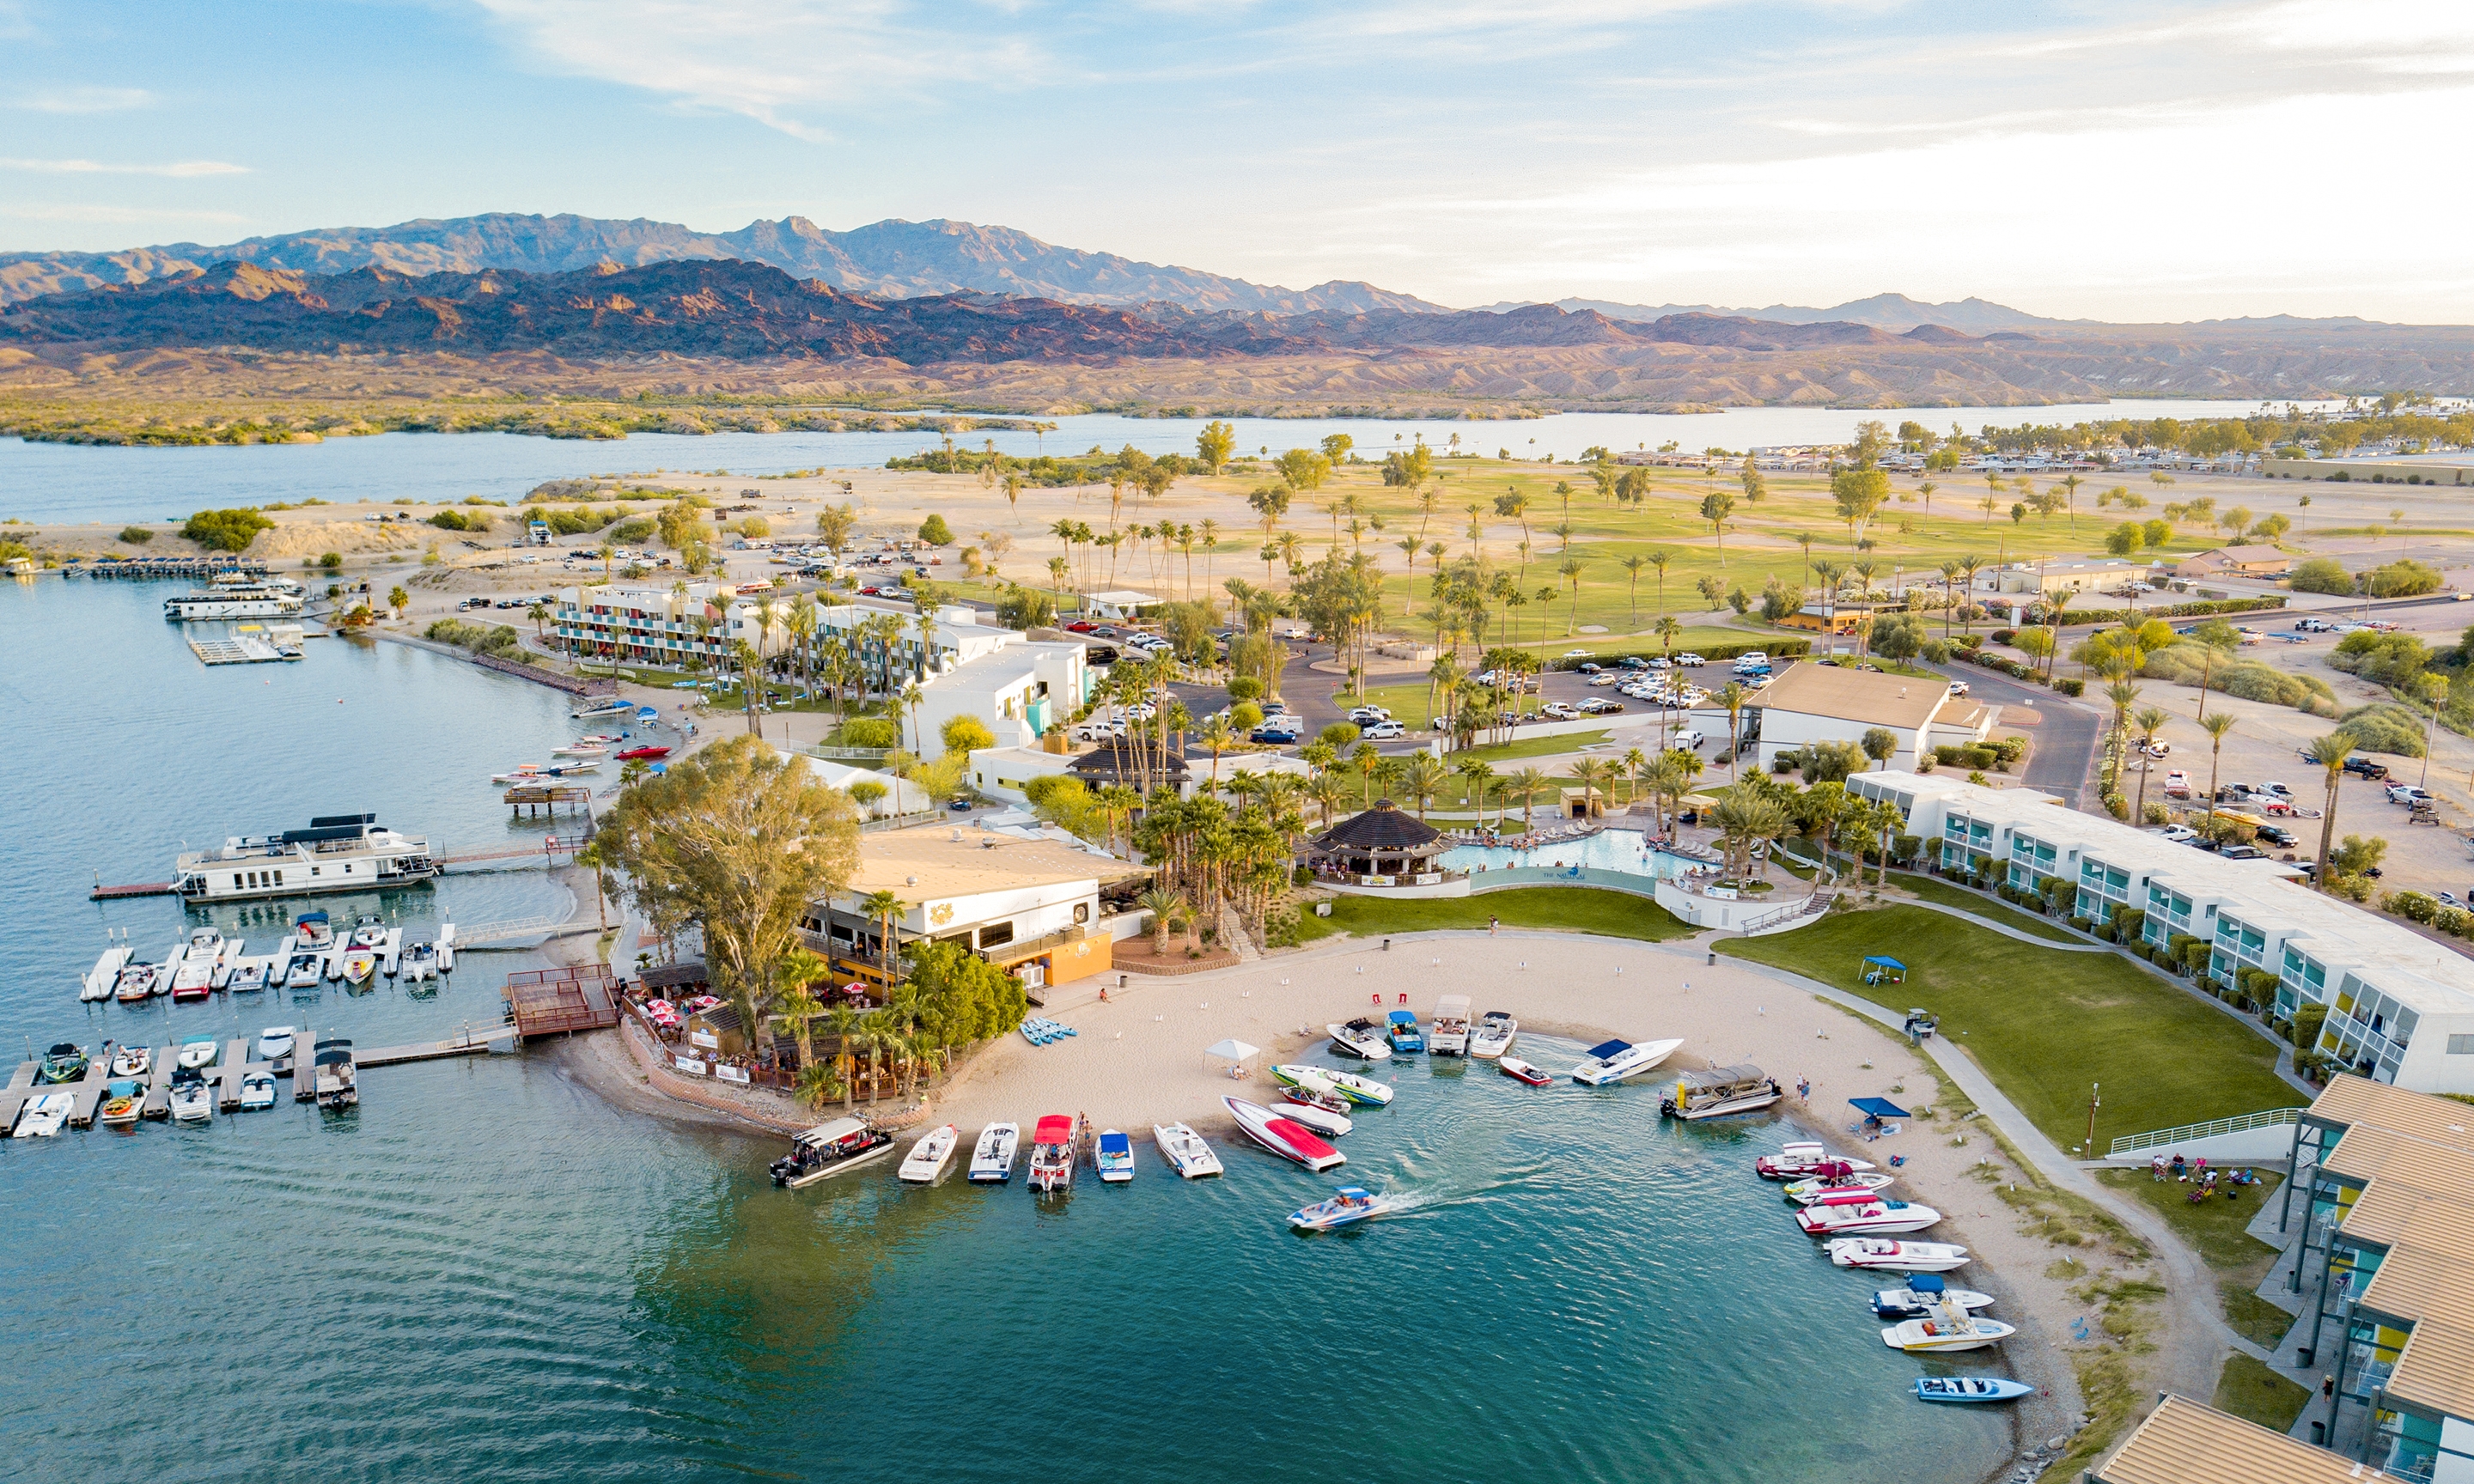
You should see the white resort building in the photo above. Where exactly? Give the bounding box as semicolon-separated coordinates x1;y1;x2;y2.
1750;662;1996;775
1849;770;2474;1095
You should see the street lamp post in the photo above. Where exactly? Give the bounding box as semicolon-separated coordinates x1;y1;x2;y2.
2087;1081;2102;1156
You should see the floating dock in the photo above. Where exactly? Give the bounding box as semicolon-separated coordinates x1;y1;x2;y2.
69;558;270;581
188;636;283;665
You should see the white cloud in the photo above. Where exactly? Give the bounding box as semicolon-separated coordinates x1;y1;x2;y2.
0;157;248;177
11;85;153;113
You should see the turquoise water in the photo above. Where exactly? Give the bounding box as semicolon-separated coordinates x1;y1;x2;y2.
1444;830;1687;878
2;394;2320;524
0;581;2014;1482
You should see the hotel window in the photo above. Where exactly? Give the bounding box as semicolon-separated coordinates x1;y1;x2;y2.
977;921;1015;950
2450;1036;2474;1055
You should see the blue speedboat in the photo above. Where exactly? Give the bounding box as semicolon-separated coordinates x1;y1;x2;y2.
1289;1185;1392;1232
1385;1009;1424;1054
1913;1377;2033;1403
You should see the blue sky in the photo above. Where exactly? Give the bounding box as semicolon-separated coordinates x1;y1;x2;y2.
3;0;2471;319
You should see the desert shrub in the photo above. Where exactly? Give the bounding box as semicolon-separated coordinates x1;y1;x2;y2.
836;717;899;749
2368;559;2442;598
609;518;654;544
734;516;771;539
918;514;954;546
2434;907;2472;938
181;508;275;551
118;525;154;544
2288;556;2354;595
2143;640;2334;709
2383;890;2440;924
2338;702;2427;757
2053;678;2084;697
422;618;523;656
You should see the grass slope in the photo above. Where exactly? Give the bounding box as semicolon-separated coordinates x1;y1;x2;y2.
1887;873;2083;944
1720;906;2299;1151
1313;885;1690;942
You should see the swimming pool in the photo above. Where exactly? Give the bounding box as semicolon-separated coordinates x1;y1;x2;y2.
1441;830;1697;879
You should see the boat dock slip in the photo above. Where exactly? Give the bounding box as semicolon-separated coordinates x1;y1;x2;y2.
70;557;271;580
0;1064;109;1128
502;786;594;817
143;1047;176;1118
89;880;178;900
356;1028;514;1067
218;1041;252;1110
187;636;285;665
503;964;619;1037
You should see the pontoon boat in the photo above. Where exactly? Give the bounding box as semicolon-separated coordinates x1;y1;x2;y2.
771;1117;894;1187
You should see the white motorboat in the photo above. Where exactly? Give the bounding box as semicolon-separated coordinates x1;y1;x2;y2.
1784;1171;1899;1205
170;931;222;1000
283;952;324;989
551;742;608;758
572;696;635;719
493;766;550;785
113;960;162;1003
1324;1019;1392;1061
400;941;439;982
1094;1128;1136;1183
1269;1098;1352;1140
1660;1064;1782;1121
898;1123;960;1183
255;1025;298;1062
109;1044;153;1079
169;1067;214;1122
1828;1239;1971;1273
968;1122;1021;1183
1224;1097;1345;1172
238;1072;278;1111
1469;1010;1517;1060
1570;1037;1685;1086
227;957;271;994
349;916;388;949
1873;1276;1995;1319
176;1035;219;1071
340;948;377;985
1882;1296;2017;1353
1153;1122;1223;1178
1289;1185;1393;1233
1271;1063;1393;1107
11;1092;75;1138
1429;994;1472;1056
1798;1200;1944;1237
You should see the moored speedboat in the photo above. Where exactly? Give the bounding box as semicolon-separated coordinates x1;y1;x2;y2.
349;915;388;949
1882;1297;2016;1353
771;1117;895;1187
1758;1141;1878;1180
1223;1097;1345;1172
551;742;608;758
1497;1056;1553;1086
1153;1122;1223;1178
399;941;439;982
1289;1185;1392;1233
255;1025;297;1063
1785;1170;1898;1205
169;1067;213;1122
99;1080;143;1127
114;961;162;1003
1913;1377;2034;1403
1469;1010;1516;1060
12;1092;75;1137
171;928;225;1000
283;952;324;990
968;1122;1020;1183
1094;1128;1136;1183
238;1071;277;1111
1325;1019;1392;1061
492;765;549;785
1385;1009;1424;1054
340;948;376;985
176;1035;219;1071
109;1043;152;1079
227;958;271;994
1271;1063;1392;1107
898;1123;960;1184
1873;1274;1994;1320
1828;1239;1971;1273
572;697;635;719
1798;1200;1943;1237
38;1042;90;1085
1429;994;1472;1055
1269;1095;1352;1140
1570;1037;1685;1086
293;911;335;952
614;745;671;761
1028;1114;1081;1194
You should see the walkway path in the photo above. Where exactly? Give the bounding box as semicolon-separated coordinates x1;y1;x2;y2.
1728;952;2236;1414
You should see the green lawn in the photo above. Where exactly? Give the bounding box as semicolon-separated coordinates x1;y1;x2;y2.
1719;906;2300;1152
1886;873;2083;945
1314;885;1691;942
2215;1353;2311;1433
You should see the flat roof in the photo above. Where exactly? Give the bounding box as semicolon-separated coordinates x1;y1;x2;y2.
2361;1241;2474;1330
2311;1077;2474;1153
1752;662;1947;730
2389;1317;2474;1423
2093;1395;2396;1484
834;824;1132;903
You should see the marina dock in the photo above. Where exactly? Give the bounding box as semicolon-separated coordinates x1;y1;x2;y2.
69;557;270;581
188;636;285;665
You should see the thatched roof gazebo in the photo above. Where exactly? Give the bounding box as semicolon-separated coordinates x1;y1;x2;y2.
1308;799;1451;883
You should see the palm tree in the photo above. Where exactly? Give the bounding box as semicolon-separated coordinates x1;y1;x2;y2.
1138;888;1186;955
1568;757;1614;818
1096;783;1141;856
900;682;925;756
858;889;907;987
1198;715;1238;788
1710;792;1788;881
1954;555;1986;633
1506;767;1553;831
1400;751;1451;820
1618;553;1649;628
1935;561;1960;637
2306;730;2356;892
527;599;549;638
1715;681;1750;769
1646;548;1674;619
1307;771;1351;829
2131;705;2171;822
793;1061;838;1111
2200;711;2237;824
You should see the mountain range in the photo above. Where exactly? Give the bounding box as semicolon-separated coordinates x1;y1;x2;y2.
1471;293;2071;335
0;213;1442;316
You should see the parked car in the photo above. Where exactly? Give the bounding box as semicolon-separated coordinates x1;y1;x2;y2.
1672;729;1706;750
2255;824;2298;848
2221;844;2269;861
1946;680;1970;696
2163;769;2191;796
1578;697;1624;715
1539;702;1581;721
1250;727;1300;745
1618;655;1651;670
1674;653;1707;666
1588;672;1619;687
1347;706;1392;724
1577;661;1602;673
2346;757;2392;781
2159;824;2198;842
1361;720;1407;739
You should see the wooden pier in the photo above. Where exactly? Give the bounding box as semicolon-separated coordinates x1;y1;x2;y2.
90;880;178;900
503;786;594;818
504;964;620;1037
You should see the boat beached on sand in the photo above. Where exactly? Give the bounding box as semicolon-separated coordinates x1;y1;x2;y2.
1153;1122;1223;1178
1289;1186;1392;1233
1224;1097;1345;1172
1785;1170;1898;1204
1429;994;1472;1056
1268;1094;1352;1140
898;1124;960;1184
969;1122;1021;1183
1271;1064;1392;1107
1913;1377;2034;1403
1873;1274;1994;1320
1882;1294;2017;1353
1469;1010;1516;1060
1325;1019;1392;1061
1028;1114;1082;1194
1094;1129;1136;1183
1661;1065;1782;1121
1798;1200;1943;1237
771;1118;896;1187
1829;1239;1971;1273
1758;1140;1876;1180
1570;1037;1684;1086
1385;1009;1425;1054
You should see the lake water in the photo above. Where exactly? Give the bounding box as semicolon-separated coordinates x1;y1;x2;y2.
0;578;2014;1482
2;396;2324;525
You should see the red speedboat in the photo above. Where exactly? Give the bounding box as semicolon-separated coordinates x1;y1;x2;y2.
1223;1097;1344;1172
615;745;671;761
1497;1056;1553;1086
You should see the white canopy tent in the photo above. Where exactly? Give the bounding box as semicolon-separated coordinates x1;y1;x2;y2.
1203;1037;1260;1075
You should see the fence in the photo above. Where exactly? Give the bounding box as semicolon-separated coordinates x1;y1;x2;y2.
2106;1107;2302;1159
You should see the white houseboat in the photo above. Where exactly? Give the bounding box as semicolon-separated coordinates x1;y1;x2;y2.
162;576;308;621
174;813;440;903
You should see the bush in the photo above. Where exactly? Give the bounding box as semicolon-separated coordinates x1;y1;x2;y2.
181;508;275;551
939;715;996;756
734;516;771;539
836;717;899;749
609;518;654;544
2291;1002;2328;1051
422;618;524;657
1919;640;1952;664
2052;677;2084;697
995;584;1057;630
2338;702;2428;757
2435;907;2472;939
2383;890;2440;924
429;509;494;532
2368;559;2442;598
1990;628;2018;646
2289;556;2353;595
118;525;154;544
319;551;344;570
2143;640;2335;709
2142;801;2169;824
918;514;955;546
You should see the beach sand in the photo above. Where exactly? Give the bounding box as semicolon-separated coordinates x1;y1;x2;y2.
917;926;2099;1458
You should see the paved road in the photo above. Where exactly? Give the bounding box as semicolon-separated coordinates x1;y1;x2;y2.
1912;659;2104;807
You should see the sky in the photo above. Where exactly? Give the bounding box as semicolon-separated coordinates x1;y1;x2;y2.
3;0;2472;320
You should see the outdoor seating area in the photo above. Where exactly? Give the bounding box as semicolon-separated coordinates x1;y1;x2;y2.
1307;798;1458;887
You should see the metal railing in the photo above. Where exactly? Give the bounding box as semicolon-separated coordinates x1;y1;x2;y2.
2105;1107;2302;1159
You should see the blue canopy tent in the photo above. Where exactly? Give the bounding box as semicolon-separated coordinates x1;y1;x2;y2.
1850;1096;1910;1133
1861;955;1907;986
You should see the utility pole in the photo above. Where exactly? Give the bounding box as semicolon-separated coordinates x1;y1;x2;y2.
2087;1082;2102;1155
